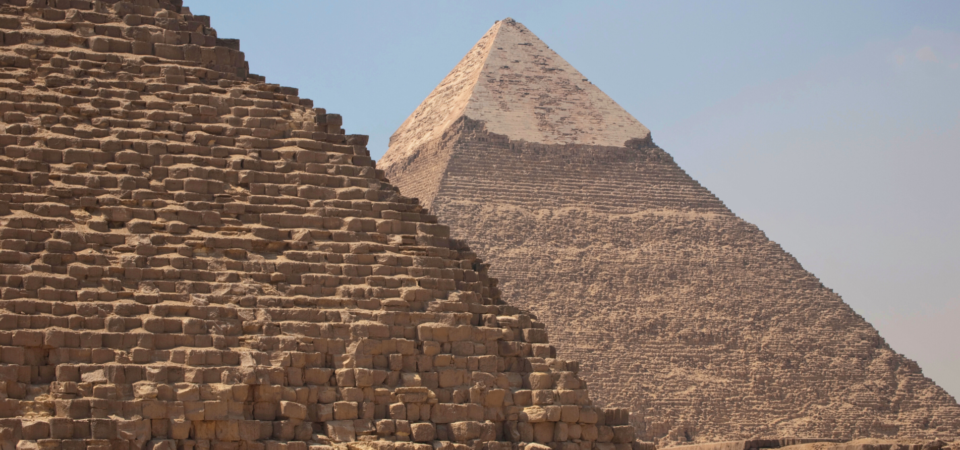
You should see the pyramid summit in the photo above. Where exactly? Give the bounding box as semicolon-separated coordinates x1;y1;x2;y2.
0;2;649;450
388;17;651;152
382;18;652;207
382;18;960;445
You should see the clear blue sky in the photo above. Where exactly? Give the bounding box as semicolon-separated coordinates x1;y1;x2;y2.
188;0;960;399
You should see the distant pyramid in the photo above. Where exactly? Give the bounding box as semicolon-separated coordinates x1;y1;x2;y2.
381;18;960;444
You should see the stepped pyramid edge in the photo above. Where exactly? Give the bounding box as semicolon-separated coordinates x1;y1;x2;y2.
0;2;649;450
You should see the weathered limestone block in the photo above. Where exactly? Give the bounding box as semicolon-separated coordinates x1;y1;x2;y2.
411;422;436;442
327;420;356;442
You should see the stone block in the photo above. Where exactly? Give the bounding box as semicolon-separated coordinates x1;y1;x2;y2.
533;422;554;443
545;405;562;422
336;368;356;387
389;402;406;420
431;403;465;424
554;421;569;441
582;424;599;441
280;400;307;420
568;423;582;440
12;330;42;347
531;389;556;405
334;401;358;420
611;425;635;443
519;422;534;442
449;421;482;442
579;407;599;424
204;401;227;420
561;405;580;423
410;422;436;442
326;420;356;442
22;420;49;440
216;420;240;441
597;425;614;443
49;418;73;439
155;44;184;60
316;403;334;422
522;406;547;423
170;420;191;440
527;372;553;389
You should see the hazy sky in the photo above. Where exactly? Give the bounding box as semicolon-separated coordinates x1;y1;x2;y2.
188;1;960;399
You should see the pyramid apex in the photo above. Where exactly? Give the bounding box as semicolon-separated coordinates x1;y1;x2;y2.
384;17;651;169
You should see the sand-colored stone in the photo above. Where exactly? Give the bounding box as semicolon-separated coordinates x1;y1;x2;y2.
381;18;960;446
0;3;641;450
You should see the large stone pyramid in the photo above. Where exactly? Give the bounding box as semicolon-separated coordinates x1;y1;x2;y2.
380;18;960;445
0;3;645;450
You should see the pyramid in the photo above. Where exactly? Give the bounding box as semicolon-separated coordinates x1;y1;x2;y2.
380;18;960;445
0;3;649;450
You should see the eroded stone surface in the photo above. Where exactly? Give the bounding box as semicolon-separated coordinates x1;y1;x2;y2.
0;3;639;450
381;18;960;446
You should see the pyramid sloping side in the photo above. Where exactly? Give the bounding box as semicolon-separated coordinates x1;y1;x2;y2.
379;21;499;208
382;21;960;445
0;3;640;449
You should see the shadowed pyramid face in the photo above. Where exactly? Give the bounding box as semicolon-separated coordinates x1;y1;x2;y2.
382;18;960;445
0;3;642;449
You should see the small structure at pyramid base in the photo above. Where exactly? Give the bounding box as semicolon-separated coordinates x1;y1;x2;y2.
381;18;960;446
0;2;655;450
